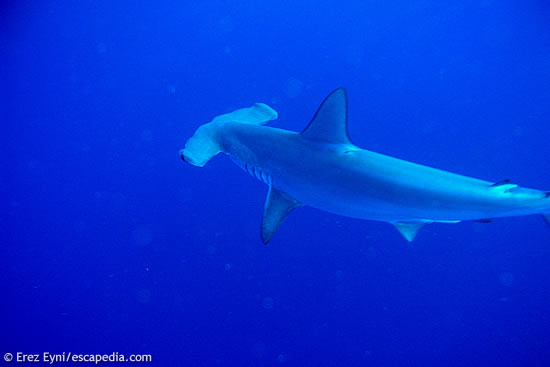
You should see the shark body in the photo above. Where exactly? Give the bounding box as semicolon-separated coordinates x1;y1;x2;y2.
181;89;550;242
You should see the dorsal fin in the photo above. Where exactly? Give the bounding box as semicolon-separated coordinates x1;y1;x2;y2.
301;88;352;144
261;187;301;244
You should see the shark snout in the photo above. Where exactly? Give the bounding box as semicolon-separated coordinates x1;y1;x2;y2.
179;149;186;162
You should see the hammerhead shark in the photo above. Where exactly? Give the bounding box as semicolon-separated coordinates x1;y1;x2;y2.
181;88;550;243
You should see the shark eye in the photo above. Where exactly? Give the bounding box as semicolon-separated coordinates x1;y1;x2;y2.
179;150;186;161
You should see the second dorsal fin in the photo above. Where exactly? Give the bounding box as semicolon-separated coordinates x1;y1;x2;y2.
490;179;511;187
489;179;518;193
301;88;352;144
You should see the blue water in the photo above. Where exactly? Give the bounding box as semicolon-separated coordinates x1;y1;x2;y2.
3;0;550;365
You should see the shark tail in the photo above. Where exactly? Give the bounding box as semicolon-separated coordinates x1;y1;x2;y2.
180;103;278;167
543;191;550;227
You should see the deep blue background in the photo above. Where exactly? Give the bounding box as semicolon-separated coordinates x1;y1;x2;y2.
3;0;550;365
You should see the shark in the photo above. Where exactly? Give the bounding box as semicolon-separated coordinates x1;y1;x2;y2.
180;88;550;243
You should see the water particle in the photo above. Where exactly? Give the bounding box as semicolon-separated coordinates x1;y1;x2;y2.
97;42;107;54
141;130;153;142
132;227;153;247
284;77;304;98
512;126;524;137
254;341;266;358
262;297;274;309
136;288;151;304
499;272;515;287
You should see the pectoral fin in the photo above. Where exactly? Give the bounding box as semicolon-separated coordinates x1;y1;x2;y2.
393;221;428;242
261;187;301;244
